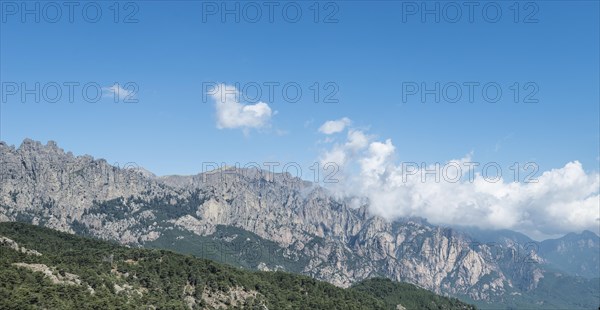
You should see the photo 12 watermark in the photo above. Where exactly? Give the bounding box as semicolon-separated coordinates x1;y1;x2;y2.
397;239;541;265
400;161;539;184
401;81;539;104
200;1;339;24
1;1;140;24
400;1;539;24
202;81;339;104
0;159;146;195
1;82;139;104
201;161;340;184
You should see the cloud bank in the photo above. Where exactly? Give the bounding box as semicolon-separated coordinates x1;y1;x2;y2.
318;118;600;240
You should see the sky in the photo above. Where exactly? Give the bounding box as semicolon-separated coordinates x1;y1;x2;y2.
1;1;599;239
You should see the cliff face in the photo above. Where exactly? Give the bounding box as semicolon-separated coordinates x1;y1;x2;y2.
0;139;580;302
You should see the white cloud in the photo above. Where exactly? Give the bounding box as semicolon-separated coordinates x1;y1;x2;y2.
319;125;600;240
321;146;348;167
346;129;369;151
318;117;352;135
208;84;273;132
103;84;135;101
319;129;370;167
359;139;395;176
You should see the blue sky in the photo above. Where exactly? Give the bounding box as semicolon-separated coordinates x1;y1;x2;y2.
1;0;598;179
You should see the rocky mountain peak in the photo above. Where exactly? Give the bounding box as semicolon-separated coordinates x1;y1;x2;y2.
1;138;597;308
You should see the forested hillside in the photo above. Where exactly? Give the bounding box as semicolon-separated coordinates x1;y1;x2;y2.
0;222;475;309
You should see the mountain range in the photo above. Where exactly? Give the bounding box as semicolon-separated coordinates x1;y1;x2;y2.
1;139;598;309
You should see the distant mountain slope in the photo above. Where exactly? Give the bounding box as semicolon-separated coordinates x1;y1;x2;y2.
455;227;535;246
1;139;599;309
0;222;475;310
539;230;600;278
457;226;600;279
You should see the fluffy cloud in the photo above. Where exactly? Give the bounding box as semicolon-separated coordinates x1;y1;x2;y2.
209;84;272;132
319;129;370;167
318;117;352;134
319;118;600;240
346;129;369;151
103;84;135;101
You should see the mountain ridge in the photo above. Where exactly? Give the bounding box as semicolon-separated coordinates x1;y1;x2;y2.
1;139;598;309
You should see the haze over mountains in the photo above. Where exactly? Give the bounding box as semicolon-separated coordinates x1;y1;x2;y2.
1;139;599;309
